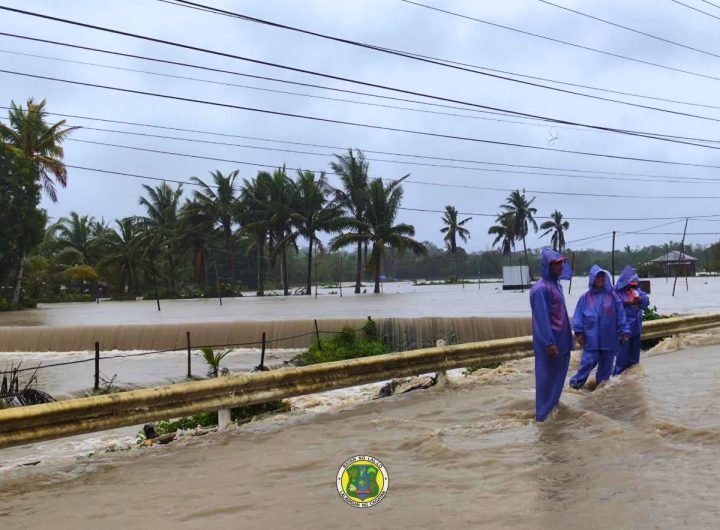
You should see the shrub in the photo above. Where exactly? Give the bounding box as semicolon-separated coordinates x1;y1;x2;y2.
291;323;387;366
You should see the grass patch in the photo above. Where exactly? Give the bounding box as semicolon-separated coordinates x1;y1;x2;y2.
291;319;386;366
151;400;289;436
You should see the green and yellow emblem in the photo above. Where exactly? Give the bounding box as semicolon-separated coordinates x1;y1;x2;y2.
336;455;389;508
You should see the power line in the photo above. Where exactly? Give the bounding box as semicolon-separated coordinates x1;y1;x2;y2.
4;7;720;133
671;0;720;20
0;39;540;125
63;138;720;199
700;0;720;10
9;27;719;117
398;0;720;82
70;125;720;185
62;164;720;222
618;231;720;235
4;45;720;147
159;0;720;118
5;69;720;168
538;0;720;60
7;105;718;183
399;206;720;222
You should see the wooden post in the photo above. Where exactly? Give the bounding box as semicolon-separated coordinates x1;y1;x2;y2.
611;231;616;284
260;332;266;369
673;219;689;297
314;319;322;350
150;260;161;312
94;341;100;391
568;251;576;294
186;331;192;378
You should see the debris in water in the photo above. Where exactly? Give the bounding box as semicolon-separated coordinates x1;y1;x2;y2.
376;374;438;398
0;363;55;407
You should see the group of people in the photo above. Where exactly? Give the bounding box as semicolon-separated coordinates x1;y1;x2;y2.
529;248;650;422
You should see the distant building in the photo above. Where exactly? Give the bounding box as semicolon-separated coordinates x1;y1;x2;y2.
648;250;698;277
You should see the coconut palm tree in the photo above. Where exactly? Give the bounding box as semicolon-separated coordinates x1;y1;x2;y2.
331;177;426;294
238;173;272;296
488;213;516;264
1;98;77;309
96;217;143;295
500;189;538;272
177;200;215;294
0;98;78;203
52;211;100;266
540;210;570;253
288;170;339;295
440;205;472;283
138;182;184;294
264;166;297;296
329;149;370;294
190;169;240;284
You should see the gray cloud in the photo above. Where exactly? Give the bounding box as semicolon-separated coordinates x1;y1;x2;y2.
2;0;719;253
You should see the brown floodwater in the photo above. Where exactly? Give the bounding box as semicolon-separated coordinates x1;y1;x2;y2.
1;332;719;529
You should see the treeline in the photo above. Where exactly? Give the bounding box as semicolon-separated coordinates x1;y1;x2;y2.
1;99;715;310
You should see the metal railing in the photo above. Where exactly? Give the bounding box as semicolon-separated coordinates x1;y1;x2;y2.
1;312;719;450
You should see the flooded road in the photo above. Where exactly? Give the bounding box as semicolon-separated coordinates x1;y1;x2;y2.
0;276;716;328
1;334;719;529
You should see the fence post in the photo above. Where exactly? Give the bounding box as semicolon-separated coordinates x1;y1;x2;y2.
94;341;100;391
260;332;266;369
314;319;322;350
186;331;192;378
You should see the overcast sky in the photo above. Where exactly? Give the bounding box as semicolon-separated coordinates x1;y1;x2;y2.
2;0;720;253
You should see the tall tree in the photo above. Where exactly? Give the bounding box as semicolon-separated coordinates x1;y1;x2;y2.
96;217;143;295
264;166;296;296
289;170;338;295
138;182;184;295
440;205;471;282
540;210;570;253
500;189;538;273
52;211;101;266
0;99;78;202
238;173;271;296
331;177;426;294
1;99;77;309
0;146;45;307
488;213;516;264
179;199;218;294
329;149;369;294
190;169;239;284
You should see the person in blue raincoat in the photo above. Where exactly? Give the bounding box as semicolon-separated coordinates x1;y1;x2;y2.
529;248;574;421
569;265;630;389
614;265;650;375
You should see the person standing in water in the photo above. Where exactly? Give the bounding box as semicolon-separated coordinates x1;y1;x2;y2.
569;265;630;390
529;249;573;421
614;265;650;375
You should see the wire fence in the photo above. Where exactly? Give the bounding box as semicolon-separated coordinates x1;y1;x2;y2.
0;321;365;393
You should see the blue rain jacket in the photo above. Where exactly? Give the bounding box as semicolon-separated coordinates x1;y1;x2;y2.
615;265;650;337
572;265;630;353
529;249;573;356
529;249;573;421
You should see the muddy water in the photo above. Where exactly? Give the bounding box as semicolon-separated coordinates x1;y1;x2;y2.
1;334;719;529
1;276;716;352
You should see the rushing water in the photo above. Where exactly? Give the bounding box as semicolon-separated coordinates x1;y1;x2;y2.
1;279;719;528
0;277;716;352
1;332;719;529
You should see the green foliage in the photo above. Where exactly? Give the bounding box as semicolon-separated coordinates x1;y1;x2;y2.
643;305;666;321
198;346;232;377
292;325;387;366
151;400;289;436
